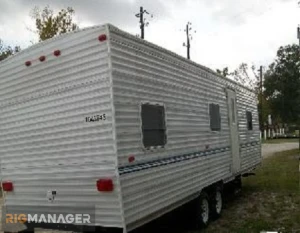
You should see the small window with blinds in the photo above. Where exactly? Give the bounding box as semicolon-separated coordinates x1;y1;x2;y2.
246;111;253;130
141;103;167;148
209;103;221;131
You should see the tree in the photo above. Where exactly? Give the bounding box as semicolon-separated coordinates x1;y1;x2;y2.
216;67;229;77
218;63;270;129
217;63;259;90
31;6;79;41
230;63;260;91
264;44;300;124
0;39;21;62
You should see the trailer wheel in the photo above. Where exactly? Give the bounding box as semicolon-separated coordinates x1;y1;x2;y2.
210;186;223;219
195;192;210;228
234;176;242;195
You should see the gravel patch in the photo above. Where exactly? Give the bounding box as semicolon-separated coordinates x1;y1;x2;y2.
262;142;299;158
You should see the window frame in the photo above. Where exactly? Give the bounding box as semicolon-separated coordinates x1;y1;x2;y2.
140;102;167;150
231;98;236;124
209;103;221;132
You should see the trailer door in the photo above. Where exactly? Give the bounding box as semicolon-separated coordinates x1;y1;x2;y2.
226;89;241;173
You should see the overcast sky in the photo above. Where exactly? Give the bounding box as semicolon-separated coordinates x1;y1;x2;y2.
0;0;299;71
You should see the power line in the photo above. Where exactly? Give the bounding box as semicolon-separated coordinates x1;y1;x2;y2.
135;6;153;39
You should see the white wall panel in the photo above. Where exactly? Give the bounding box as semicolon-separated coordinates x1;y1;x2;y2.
108;25;261;230
0;25;123;228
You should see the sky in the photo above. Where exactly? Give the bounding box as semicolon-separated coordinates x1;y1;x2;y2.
0;0;300;72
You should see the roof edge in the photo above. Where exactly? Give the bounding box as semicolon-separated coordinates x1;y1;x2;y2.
107;24;255;94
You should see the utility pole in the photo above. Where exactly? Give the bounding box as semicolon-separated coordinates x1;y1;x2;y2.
298;26;300;47
258;65;264;139
297;26;300;152
135;6;152;39
297;1;300;189
186;23;191;59
259;65;263;130
183;22;196;60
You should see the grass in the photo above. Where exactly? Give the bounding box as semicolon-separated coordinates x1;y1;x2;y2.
262;138;299;144
202;149;300;233
133;149;300;233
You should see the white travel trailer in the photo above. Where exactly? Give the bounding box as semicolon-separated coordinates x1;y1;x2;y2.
0;24;261;233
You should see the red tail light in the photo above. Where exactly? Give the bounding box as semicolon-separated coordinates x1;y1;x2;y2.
97;179;113;192
2;181;13;191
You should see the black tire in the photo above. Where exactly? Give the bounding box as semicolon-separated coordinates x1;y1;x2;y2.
210;186;223;219
195;192;210;229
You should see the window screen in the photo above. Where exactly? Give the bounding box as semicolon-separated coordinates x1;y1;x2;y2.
246;111;253;130
141;104;167;148
209;104;221;131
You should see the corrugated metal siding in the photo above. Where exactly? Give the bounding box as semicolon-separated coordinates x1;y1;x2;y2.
0;26;123;228
109;26;261;230
237;89;261;169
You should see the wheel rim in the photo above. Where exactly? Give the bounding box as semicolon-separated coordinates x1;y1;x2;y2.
215;191;222;214
201;198;209;223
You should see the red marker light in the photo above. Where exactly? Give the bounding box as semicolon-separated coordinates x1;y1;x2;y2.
97;179;113;192
25;61;31;67
53;50;61;56
2;181;13;191
39;56;46;62
128;155;135;163
98;34;107;42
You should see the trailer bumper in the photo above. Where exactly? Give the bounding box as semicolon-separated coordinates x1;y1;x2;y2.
4;221;123;233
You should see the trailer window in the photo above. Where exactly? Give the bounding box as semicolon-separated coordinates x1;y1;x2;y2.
209;103;221;131
246;111;253;130
141;104;167;148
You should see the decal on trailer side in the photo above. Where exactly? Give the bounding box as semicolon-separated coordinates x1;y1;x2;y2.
85;114;106;122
